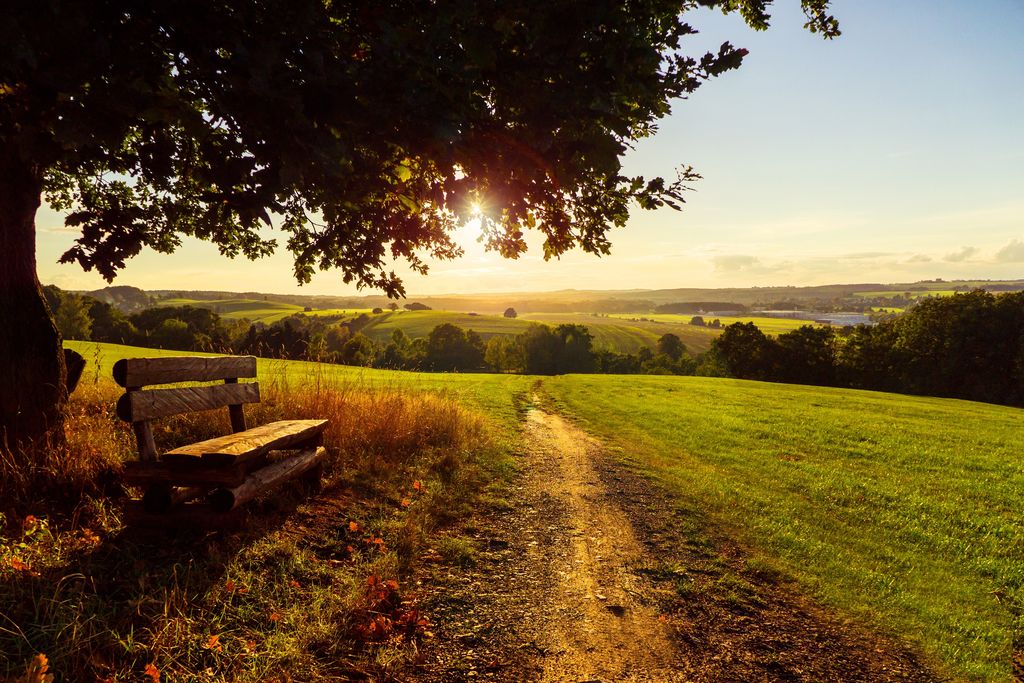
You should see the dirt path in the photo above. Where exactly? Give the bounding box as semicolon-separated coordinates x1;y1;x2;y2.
415;395;933;682
521;400;684;682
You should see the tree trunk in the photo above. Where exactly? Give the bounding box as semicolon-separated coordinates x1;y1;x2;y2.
0;148;66;454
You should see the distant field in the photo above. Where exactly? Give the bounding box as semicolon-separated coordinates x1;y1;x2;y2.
607;312;817;336
155;297;373;323
854;290;957;299
543;375;1024;680
359;310;720;354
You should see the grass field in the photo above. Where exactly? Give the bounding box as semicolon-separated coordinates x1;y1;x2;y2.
607;313;821;336
69;341;532;432
522;312;720;353
156;298;374;323
854;290;958;299
63;342;1023;679
542;374;1024;680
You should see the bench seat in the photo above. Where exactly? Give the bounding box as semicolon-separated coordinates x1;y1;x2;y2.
160;418;328;467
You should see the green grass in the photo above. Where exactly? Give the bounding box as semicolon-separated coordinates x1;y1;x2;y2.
854;290;958;299
65;341;1024;678
360;310;534;343
155;298;375;323
68;341;532;433
607;312;820;336
541;374;1024;680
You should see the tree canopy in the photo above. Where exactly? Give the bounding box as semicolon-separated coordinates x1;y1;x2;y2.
1;0;836;449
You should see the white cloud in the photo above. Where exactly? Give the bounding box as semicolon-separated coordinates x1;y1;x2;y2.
994;239;1024;263
712;255;761;272
906;254;932;263
943;246;978;263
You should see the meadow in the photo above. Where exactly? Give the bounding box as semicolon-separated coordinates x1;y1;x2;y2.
543;374;1024;680
156;297;373;324
42;342;1024;680
607;312;822;335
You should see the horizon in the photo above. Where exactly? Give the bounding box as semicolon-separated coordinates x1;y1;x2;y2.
36;0;1024;296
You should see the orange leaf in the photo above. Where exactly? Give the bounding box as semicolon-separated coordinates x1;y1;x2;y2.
412;480;423;491
289;579;301;589
144;662;161;683
10;557;31;572
268;612;281;623
224;579;235;593
400;498;411;507
348;521;361;533
237;586;249;594
205;634;221;650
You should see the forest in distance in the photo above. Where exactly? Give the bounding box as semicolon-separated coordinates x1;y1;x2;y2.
46;282;1024;408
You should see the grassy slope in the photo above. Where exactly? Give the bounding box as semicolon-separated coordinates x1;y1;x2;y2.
542;374;1024;680
156;298;373;323
67;342;1023;678
607;312;821;336
360;310;534;343
69;341;531;432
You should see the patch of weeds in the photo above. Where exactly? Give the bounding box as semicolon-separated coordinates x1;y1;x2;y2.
715;572;765;613
744;555;789;584
435;536;477;567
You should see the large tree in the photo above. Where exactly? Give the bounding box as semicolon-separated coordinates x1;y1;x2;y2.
0;1;837;450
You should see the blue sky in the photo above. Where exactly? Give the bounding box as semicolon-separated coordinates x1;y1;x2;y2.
37;0;1024;294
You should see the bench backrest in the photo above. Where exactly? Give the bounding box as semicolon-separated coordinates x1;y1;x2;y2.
113;356;260;461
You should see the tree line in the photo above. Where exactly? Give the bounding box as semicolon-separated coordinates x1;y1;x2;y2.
701;290;1024;407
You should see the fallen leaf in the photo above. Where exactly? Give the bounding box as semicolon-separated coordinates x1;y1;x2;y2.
289;579;301;589
268;612;281;623
205;634;221;651
144;662;161;682
349;521;361;533
400;498;411;507
412;480;423;491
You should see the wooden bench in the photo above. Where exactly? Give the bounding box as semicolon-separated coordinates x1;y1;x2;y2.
114;355;327;521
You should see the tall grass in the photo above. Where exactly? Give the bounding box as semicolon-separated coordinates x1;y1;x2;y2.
0;362;501;681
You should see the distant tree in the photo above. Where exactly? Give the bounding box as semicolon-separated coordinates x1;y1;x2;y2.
708;322;778;380
554;324;595;373
503;307;518;319
324;325;352;358
404;302;432;311
689;316;705;327
656;333;686;361
372;307;384;314
53;293;93;341
519;324;562;375
340;333;376;367
485;335;524;373
388;302;400;312
424;323;485;371
775;325;837;386
87;299;136;344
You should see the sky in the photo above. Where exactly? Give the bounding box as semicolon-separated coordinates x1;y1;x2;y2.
36;0;1024;296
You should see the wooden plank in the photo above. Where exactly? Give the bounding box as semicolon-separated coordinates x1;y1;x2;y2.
113;355;257;388
116;382;260;422
161;419;327;466
208;446;326;512
123;461;251;487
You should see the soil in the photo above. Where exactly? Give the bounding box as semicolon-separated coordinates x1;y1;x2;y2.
412;395;938;682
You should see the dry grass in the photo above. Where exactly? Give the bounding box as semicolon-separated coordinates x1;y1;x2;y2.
0;367;505;681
